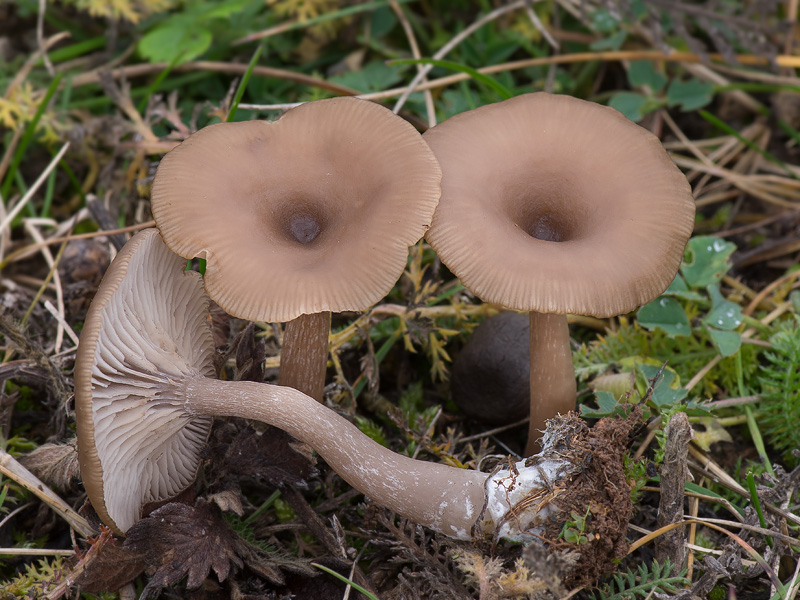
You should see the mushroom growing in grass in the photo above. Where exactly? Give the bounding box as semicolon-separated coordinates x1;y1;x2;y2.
150;97;441;402
424;93;695;455
76;228;584;539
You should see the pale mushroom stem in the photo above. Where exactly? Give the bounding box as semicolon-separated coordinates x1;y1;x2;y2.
526;311;577;455
183;375;486;540
279;311;331;403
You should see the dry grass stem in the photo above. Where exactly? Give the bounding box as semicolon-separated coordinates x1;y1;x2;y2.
0;448;95;538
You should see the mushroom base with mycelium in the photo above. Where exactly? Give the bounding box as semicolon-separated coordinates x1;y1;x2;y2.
76;229;636;574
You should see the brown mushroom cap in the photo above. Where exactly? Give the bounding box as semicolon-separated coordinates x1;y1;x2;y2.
151;97;441;323
424;93;695;317
75;228;215;535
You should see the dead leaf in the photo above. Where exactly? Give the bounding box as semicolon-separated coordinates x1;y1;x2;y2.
207;423;315;489
19;438;81;491
234;322;266;383
124;501;243;597
71;530;146;594
208;489;243;516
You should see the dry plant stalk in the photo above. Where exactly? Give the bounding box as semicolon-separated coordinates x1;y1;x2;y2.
655;411;693;569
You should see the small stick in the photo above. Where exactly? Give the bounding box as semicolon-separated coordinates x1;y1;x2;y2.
655;411;693;569
0;447;95;538
0;548;74;556
44;300;80;347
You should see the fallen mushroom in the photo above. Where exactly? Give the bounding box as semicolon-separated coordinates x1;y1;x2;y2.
150;97;441;402
424;93;695;454
75;229;589;541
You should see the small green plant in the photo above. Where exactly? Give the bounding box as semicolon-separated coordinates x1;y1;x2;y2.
0;556;65;597
757;317;800;465
579;235;761;408
638;236;743;358
591;559;689;600
610;60;715;122
581;362;710;424
137;0;253;64
558;507;592;545
354;416;388;447
623;453;649;505
397;381;441;456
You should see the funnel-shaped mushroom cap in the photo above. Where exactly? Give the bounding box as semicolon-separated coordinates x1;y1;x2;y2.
151;97;442;323
75;228;215;535
424;93;695;317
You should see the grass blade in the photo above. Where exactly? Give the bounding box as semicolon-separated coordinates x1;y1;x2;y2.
227;44;264;122
311;562;379;600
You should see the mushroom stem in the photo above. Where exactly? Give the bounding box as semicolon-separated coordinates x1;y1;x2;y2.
279;311;330;402
526;311;577;455
183;375;485;539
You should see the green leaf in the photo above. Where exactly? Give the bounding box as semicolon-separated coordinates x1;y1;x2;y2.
608;92;649;121
681;236;736;288
590;30;627;51
590;9;619;33
637;364;688;407
227;44;263;122
628;61;667;93
332;60;405;93
706;326;741;357
663;274;705;301
197;0;251;19
666;78;714;112
637;296;691;337
138;24;212;64
580;390;626;419
703;284;743;331
629;0;649;20
370;5;397;37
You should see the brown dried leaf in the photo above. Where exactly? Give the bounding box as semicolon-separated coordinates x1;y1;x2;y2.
234;322;266;383
71;530;147;594
207;423;315;488
124;501;243;597
19;438;81;491
208;489;244;516
233;534;320;586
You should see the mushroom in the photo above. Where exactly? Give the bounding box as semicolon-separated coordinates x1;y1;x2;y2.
150;97;441;402
423;93;695;454
75;228;577;539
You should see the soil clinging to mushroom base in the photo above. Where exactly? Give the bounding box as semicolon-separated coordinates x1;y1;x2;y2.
503;407;644;586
